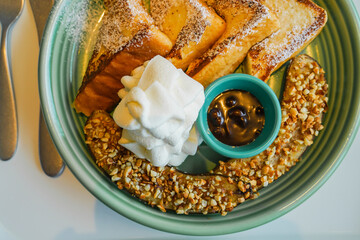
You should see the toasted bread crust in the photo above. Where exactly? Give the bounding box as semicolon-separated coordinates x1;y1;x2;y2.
74;0;173;116
245;0;327;81
150;0;226;70
74;26;172;116
186;0;280;87
99;0;154;53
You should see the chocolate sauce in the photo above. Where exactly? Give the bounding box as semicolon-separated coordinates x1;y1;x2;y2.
207;90;265;146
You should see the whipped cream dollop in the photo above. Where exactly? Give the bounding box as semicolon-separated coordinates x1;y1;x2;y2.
113;55;205;167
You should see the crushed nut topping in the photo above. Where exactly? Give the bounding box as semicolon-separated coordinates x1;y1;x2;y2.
212;55;328;193
85;111;253;215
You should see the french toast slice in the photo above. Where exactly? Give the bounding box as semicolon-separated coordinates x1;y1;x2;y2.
74;0;172;116
149;0;226;70
186;0;280;87
244;0;327;81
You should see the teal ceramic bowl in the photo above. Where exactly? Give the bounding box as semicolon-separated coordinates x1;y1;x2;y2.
197;74;281;158
39;0;360;236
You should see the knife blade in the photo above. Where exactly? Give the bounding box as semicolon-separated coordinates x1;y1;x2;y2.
30;0;65;177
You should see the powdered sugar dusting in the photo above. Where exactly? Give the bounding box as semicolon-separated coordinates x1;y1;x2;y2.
150;0;211;50
269;27;306;67
203;0;269;59
267;25;318;68
248;0;327;79
149;0;171;27
60;0;104;47
246;0;327;80
175;0;211;50
95;0;153;53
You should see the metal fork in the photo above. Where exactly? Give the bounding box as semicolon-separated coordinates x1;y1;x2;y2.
0;0;24;160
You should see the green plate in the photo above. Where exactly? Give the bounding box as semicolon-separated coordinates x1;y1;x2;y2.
39;0;360;235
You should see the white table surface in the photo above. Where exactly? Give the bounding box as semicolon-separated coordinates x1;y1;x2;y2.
1;0;360;239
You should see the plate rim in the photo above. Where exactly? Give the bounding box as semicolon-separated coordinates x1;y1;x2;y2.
39;0;360;236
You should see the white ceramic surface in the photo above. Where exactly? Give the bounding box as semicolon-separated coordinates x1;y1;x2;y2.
0;0;359;239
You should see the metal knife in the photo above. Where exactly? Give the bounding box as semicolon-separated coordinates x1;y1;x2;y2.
30;0;65;177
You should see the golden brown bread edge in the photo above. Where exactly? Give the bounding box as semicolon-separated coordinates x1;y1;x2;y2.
73;0;173;116
244;0;328;81
149;0;226;70
74;27;172;116
84;54;327;214
186;0;280;88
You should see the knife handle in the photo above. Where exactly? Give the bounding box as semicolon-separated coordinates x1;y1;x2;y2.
39;110;65;177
